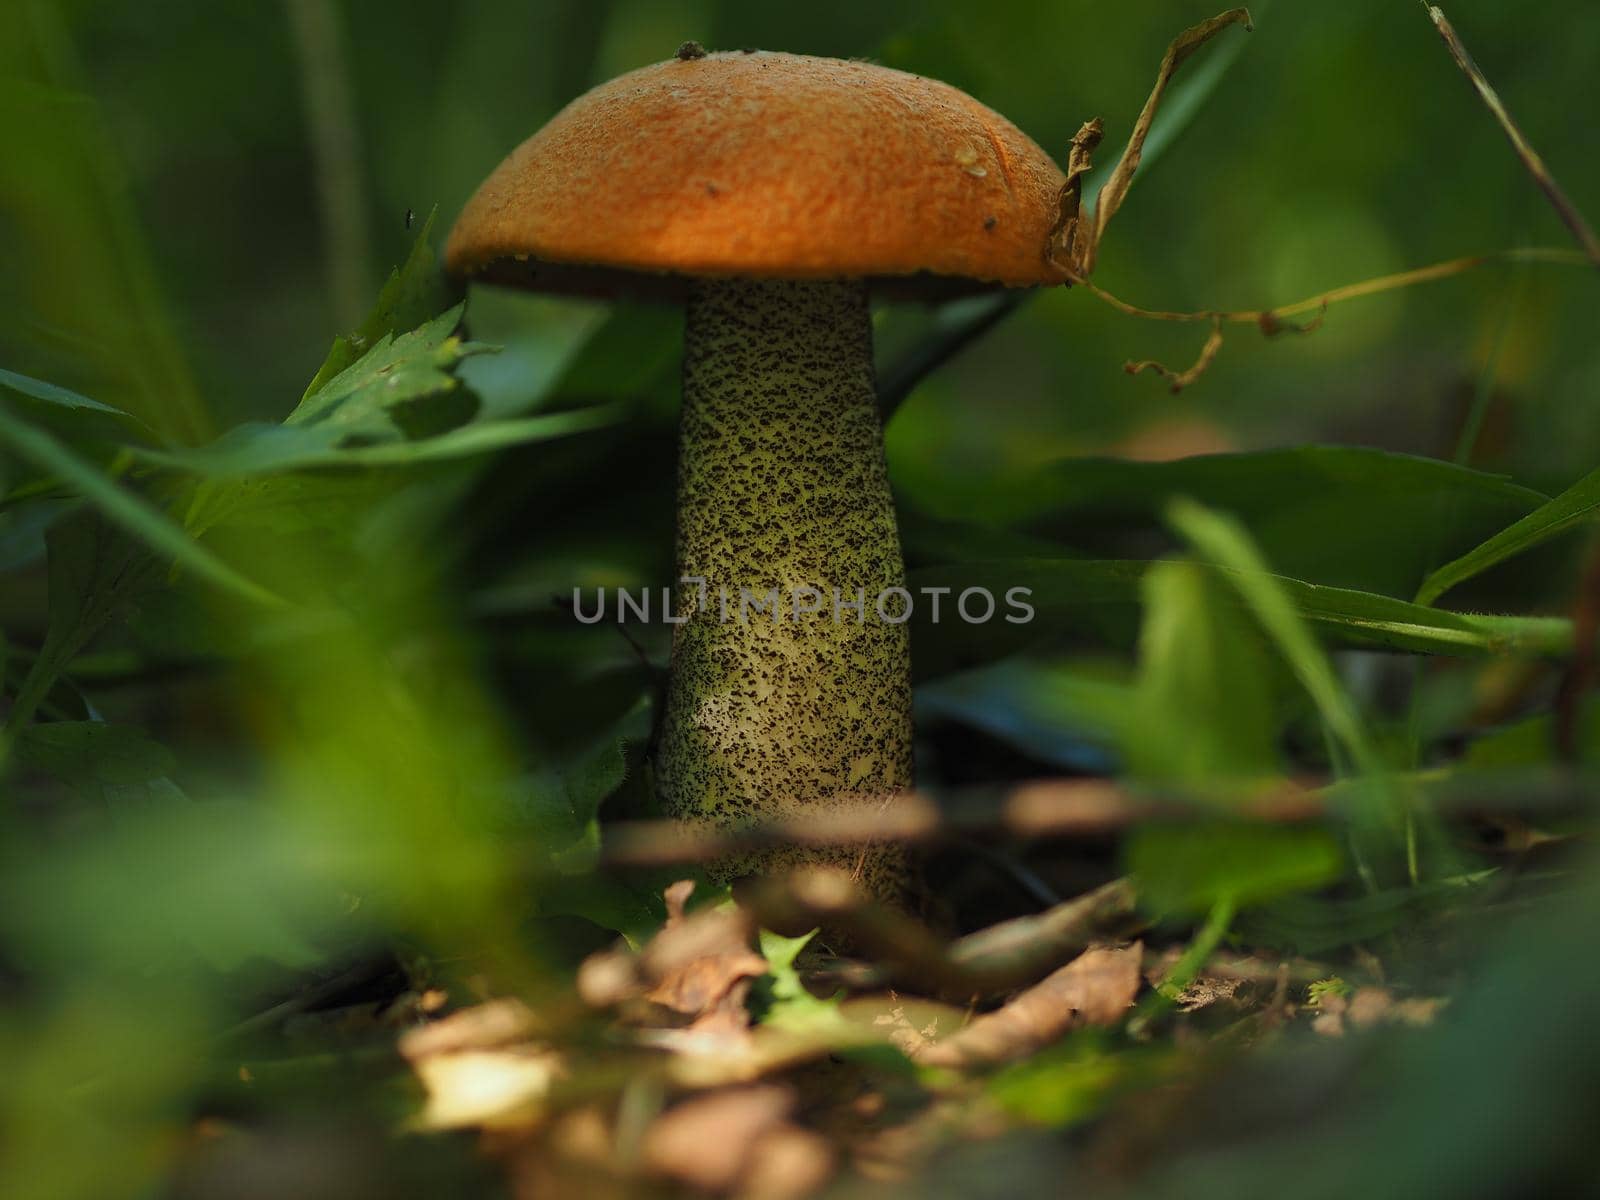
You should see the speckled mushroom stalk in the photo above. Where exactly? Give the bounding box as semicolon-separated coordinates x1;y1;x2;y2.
656;278;913;897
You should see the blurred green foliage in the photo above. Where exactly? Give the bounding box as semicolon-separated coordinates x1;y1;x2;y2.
2;0;1599;1197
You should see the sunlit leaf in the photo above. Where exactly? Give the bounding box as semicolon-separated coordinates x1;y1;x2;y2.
754;927;845;1033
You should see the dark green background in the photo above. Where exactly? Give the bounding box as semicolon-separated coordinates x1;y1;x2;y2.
8;1;1599;493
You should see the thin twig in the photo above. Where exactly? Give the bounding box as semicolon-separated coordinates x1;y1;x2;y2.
940;877;1142;994
1424;5;1600;270
1066;247;1584;328
746;871;1140;999
1125;315;1224;394
1128;894;1236;1037
1060;8;1255;276
599;779;1317;867
596;770;1599;869
1063;246;1587;392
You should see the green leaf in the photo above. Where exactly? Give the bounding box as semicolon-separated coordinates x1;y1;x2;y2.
1415;462;1600;605
1165;500;1456;887
907;558;1570;682
509;733;629;874
1165;499;1384;780
137;404;615;478
0;499;69;572
1004;447;1546;598
14;721;176;786
755;927;845;1033
543;303;682;409
0;31;211;444
1236;871;1497;953
0;366;147;425
322;405;621;467
300;206;457;401
0;404;282;609
987;1036;1128;1127
131;314;614;481
1128;560;1283;786
1126;822;1345;917
1;799;356;975
287;304;489;434
916;659;1132;773
4;511;157;734
1464;704;1600;769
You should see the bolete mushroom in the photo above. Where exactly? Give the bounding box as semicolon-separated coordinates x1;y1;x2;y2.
446;49;1067;903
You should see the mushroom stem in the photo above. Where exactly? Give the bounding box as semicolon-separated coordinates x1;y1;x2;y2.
658;277;914;900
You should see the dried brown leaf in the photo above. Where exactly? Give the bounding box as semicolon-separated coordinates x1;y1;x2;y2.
398;999;563;1131
738;1125;836;1200
577;881;768;1038
642;1085;796;1192
918;942;1144;1069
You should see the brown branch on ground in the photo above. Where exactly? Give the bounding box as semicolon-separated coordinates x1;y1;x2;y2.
599;779;1322;869
742;871;1142;1001
917;942;1144;1068
1423;5;1600;270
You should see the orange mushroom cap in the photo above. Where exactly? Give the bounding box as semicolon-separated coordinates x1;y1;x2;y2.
445;50;1070;299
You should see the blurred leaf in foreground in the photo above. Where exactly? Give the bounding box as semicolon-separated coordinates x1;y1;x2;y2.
3;510;156;733
1126;560;1283;788
1128;823;1344;918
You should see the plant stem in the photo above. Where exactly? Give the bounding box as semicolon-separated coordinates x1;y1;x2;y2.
1128;894;1236;1036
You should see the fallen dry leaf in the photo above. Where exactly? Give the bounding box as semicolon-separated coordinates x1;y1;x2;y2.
579;880;769;1044
1347;986;1395;1028
398;999;562;1131
738;1124;835;1200
642;1084;796;1192
1310;987;1446;1037
919;942;1143;1069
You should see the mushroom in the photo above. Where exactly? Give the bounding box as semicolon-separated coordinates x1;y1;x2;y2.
446;49;1067;904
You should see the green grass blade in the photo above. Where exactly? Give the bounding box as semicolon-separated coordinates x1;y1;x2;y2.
1415;462;1600;605
0;366;147;424
905;557;1569;681
1166;498;1382;777
331;404;621;465
0;402;282;607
